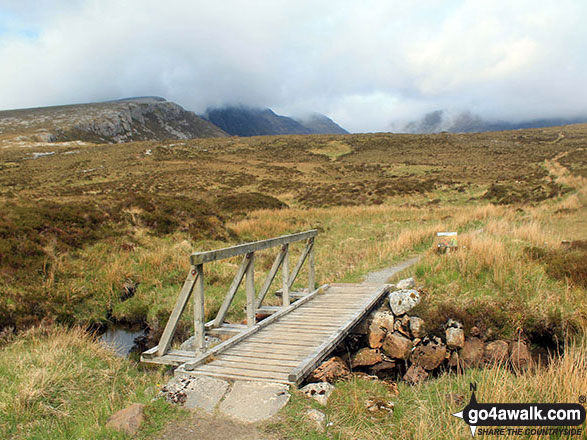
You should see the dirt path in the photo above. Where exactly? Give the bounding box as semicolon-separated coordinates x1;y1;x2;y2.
152;410;276;440
361;255;422;284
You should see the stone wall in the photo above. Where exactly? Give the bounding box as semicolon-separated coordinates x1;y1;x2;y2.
307;278;534;386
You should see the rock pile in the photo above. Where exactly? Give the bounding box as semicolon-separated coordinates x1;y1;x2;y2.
307;279;533;386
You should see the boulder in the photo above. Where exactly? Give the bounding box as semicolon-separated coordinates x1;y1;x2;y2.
484;340;509;364
409;317;425;338
352;316;371;335
300;382;335;406
308;356;350;383
365;398;394;416
447;350;460;368
403;365;428;385
446;393;465;406
446;328;465;349
106;403;145;436
411;337;447;370
396;277;416;289
180;335;221;351
393;319;410;337
351;348;383;368
445;319;465;349
461;337;484;368
369;360;397;378
388;289;420;316
305;409;326;432
382;332;413;360
368;311;394;348
509;340;532;372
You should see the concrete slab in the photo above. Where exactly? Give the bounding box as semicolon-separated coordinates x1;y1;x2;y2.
162;374;230;412
219;381;290;423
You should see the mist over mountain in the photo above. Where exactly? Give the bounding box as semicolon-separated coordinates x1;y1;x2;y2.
203;106;348;136
293;113;349;135
403;110;587;134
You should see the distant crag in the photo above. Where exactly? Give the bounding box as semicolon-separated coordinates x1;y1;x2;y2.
0;97;228;144
403;109;587;134
203;106;348;136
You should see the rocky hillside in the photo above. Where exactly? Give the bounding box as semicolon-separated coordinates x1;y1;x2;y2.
203;106;348;136
0;97;227;145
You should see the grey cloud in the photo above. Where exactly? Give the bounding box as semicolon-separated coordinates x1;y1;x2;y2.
0;0;586;132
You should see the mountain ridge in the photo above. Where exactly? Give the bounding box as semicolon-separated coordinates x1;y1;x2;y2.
0;97;227;145
203;106;349;136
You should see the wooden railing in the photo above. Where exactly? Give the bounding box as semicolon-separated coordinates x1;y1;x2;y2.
153;230;318;357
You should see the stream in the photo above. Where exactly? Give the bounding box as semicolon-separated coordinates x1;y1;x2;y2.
100;325;147;357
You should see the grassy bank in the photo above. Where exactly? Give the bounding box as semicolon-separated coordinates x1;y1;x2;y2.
0;325;180;439
269;337;587;440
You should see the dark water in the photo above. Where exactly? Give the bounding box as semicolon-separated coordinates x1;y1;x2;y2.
100;326;146;357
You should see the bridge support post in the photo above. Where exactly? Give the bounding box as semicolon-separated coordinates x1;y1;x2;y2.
193;264;205;353
282;244;290;306
308;238;315;291
246;252;256;327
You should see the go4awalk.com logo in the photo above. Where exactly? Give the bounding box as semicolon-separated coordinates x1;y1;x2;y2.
452;384;586;437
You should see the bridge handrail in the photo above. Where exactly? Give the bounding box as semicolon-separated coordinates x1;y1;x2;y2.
149;230;318;358
190;230;317;264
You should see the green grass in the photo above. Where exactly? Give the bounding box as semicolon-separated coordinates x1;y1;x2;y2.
0;326;180;440
268;339;587;440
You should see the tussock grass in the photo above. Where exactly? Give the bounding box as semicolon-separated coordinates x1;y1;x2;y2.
271;337;587;440
0;325;177;439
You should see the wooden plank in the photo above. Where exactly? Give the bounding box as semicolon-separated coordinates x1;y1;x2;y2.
223;350;306;361
206;326;244;337
212;255;251;327
193;264;205;353
219;354;301;366
246;252;255;327
288;239;312;289
190;230;317;265
278;312;356;320
276;318;350;326
141;354;188;366
247;337;326;347
269;322;342;329
209;359;293;373
259;327;335;334
257;306;282;313
141;345;158;359
183;284;330;371
254;335;331;343
261;328;334;336
229;341;314;353
196;364;290;380
155;267;198;357
308;239;315;291
288;285;389;384
230;348;311;358
282;244;290;306
256;245;287;308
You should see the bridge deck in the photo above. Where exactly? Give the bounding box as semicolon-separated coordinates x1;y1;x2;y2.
174;283;390;385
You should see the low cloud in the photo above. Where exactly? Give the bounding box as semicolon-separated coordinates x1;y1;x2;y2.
1;0;586;132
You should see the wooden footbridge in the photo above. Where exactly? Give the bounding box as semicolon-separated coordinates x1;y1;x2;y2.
141;230;391;385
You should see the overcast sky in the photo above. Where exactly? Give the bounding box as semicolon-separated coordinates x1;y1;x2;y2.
1;0;586;132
